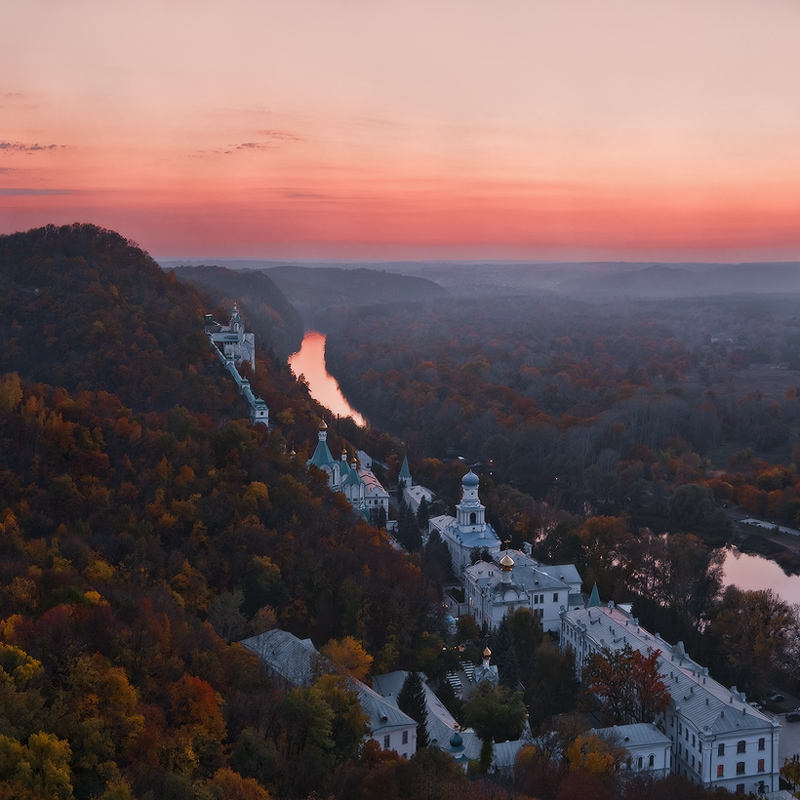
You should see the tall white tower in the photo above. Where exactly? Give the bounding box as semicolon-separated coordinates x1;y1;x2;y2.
456;470;486;534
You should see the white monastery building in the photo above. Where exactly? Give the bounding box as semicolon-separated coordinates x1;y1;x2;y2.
205;305;268;426
307;421;389;521
242;629;417;758
464;549;582;634
591;723;671;778
428;470;502;575
562;603;781;794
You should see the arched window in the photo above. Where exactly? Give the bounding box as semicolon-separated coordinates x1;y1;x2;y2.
649;754;655;767
637;756;643;769
469;512;476;524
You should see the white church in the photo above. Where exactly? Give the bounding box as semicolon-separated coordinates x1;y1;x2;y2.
307;421;389;521
428;470;503;575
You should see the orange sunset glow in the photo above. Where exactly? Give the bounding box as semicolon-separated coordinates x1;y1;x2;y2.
3;0;800;261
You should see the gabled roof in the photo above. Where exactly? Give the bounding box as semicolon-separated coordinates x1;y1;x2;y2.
343;466;363;487
564;605;777;736
591;722;671;750
350;676;416;735
359;468;388;498
240;629;321;687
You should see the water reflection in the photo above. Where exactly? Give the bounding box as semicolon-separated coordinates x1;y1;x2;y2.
722;547;800;606
288;331;367;427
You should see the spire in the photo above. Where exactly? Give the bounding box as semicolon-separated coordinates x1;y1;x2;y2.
587;583;601;608
399;455;412;484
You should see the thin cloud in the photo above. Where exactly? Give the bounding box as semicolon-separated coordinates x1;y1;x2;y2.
0;188;76;195
0;141;66;152
257;129;305;143
191;131;304;158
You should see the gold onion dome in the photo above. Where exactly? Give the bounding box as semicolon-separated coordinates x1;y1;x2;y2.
483;646;492;658
318;419;328;430
500;552;515;571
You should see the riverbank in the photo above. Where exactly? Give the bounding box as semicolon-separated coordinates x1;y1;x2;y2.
729;514;800;576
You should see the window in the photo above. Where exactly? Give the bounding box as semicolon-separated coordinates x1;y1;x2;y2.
402;731;408;745
699;741;703;753
553;593;558;602
692;734;696;747
685;728;689;741
637;756;643;769
699;760;702;773
758;759;765;772
384;735;390;748
469;512;476;524
692;756;695;768
679;723;683;735
737;740;746;754
649;754;655;768
736;762;745;775
718;744;725;757
717;765;724;778
736;785;744;795
758;738;765;751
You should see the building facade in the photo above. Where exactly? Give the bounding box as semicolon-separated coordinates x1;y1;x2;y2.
307;421;389;521
464;549;582;633
561;604;781;794
428;470;502;575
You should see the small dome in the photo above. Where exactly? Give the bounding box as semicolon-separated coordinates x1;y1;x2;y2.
483;646;492;658
318;419;328;431
462;470;479;487
500;552;515;570
449;730;463;749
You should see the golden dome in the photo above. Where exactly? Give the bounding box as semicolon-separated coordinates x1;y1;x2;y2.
483;646;492;658
500;552;515;570
318;419;328;430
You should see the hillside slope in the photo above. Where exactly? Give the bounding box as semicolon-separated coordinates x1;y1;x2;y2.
0;224;438;800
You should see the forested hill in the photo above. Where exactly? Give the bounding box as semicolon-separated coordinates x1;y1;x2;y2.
0;224;229;414
0;224;439;800
171;265;305;358
263;265;450;326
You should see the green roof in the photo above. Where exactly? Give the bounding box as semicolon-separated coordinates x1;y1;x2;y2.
587;583;601;608
308;440;336;468
343;467;363;487
399;456;411;480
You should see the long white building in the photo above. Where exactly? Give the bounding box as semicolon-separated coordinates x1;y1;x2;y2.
561;603;781;794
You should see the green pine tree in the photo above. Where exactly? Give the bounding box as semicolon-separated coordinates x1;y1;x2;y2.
397;671;429;749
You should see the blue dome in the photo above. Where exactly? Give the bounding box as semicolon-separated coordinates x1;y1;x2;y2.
449;731;463;749
462;470;479;487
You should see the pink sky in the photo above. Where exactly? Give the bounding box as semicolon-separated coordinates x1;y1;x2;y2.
2;0;800;262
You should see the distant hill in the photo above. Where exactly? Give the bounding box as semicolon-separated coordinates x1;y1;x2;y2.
171;265;305;358
554;262;800;299
262;266;449;325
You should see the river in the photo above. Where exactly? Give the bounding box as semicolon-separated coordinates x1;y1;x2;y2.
722;547;800;606
287;331;367;427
